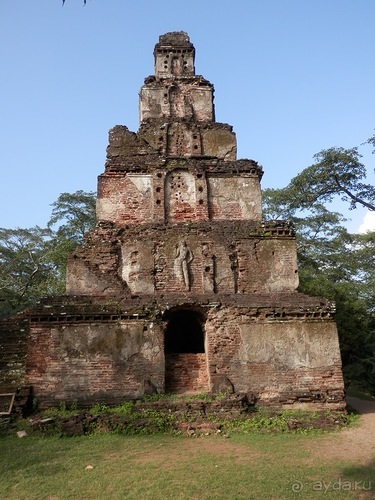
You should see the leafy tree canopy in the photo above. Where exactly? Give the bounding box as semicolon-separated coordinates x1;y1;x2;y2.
48;190;96;244
0;226;57;317
0;191;96;318
271;141;374;214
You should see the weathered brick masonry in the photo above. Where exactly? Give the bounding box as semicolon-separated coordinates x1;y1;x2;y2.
0;32;345;410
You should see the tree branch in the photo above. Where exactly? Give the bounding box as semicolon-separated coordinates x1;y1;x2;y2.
333;175;375;211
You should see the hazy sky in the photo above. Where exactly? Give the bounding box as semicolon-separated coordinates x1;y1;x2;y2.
1;0;374;232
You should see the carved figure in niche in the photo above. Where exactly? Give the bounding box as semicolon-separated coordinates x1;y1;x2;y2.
129;251;140;281
229;247;239;293
171;56;182;76
174;241;193;290
201;242;217;293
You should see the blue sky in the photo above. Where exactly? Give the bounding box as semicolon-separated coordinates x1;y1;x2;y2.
1;0;374;233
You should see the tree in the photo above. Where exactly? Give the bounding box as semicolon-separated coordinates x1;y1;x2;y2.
0;227;58;318
46;190;95;287
367;131;375;154
48;190;96;244
280;146;375;212
0;191;96;318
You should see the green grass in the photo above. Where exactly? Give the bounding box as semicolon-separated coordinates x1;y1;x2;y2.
0;432;373;499
0;397;367;499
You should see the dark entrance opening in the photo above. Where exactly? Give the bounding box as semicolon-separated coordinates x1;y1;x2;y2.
164;309;208;394
165;310;204;354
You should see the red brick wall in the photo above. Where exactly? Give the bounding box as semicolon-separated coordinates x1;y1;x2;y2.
165;353;209;393
25;321;165;406
97;175;154;224
23;304;345;410
205;307;345;409
96;169;262;226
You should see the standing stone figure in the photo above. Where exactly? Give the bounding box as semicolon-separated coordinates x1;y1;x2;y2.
174;241;193;290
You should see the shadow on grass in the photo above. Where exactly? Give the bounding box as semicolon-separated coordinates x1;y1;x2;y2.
346;396;375;415
339;458;375;493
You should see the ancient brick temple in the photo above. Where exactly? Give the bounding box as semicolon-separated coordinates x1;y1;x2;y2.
1;32;345;410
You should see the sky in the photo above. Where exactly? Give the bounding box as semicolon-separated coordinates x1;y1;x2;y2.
1;0;374;233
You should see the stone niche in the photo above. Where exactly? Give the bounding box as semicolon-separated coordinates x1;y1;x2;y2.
0;31;345;411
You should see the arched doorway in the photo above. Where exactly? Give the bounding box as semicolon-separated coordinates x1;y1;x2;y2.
164;308;209;394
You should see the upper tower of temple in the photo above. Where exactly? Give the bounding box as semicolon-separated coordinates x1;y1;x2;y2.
154;31;195;78
139;32;215;124
96;32;263;226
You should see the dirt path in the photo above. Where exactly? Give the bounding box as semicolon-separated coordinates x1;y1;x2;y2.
308;397;375;465
179;397;375;466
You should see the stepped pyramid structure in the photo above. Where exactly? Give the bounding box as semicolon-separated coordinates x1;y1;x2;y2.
1;33;345;409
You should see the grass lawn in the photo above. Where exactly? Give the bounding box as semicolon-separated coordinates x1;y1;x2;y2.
1;431;373;499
